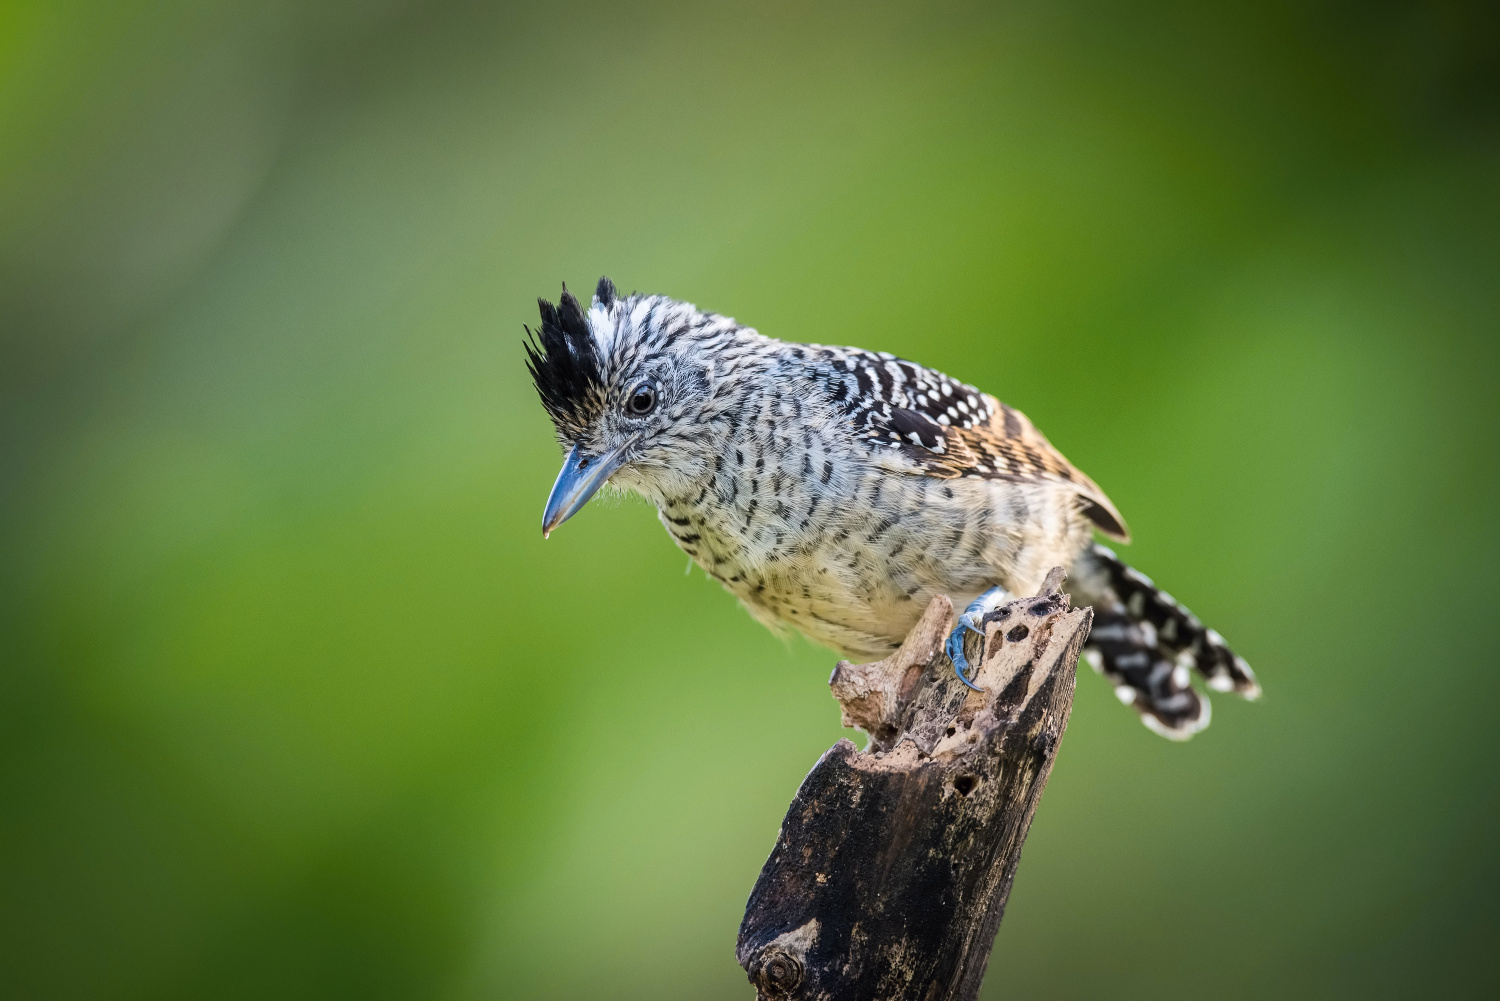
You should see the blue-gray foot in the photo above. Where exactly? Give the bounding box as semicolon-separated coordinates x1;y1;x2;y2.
945;586;1013;691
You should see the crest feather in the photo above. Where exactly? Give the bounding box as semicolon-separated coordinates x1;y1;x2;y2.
594;275;617;307
524;283;604;437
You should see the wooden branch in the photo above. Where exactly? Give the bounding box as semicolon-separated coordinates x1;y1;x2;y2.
737;569;1091;1001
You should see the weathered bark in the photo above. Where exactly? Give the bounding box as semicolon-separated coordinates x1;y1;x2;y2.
737;569;1091;1001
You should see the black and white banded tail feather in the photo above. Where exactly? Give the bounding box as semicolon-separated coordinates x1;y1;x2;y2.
1069;543;1260;740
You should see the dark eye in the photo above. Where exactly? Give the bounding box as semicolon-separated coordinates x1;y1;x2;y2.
626;383;658;415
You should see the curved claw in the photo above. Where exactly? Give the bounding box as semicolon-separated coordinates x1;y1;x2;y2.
946;613;986;692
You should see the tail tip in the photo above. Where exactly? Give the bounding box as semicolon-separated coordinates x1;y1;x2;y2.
1206;656;1262;700
1139;693;1211;741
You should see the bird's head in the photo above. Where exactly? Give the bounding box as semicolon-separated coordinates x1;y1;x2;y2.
525;276;744;536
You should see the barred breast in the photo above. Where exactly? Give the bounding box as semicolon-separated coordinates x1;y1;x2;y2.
656;394;1093;658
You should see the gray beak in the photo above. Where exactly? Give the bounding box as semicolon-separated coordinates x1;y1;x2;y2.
541;441;632;537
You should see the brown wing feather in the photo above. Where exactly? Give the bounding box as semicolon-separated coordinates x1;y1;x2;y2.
895;395;1131;542
815;347;1129;541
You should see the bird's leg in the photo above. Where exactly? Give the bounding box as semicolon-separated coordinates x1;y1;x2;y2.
945;586;1013;691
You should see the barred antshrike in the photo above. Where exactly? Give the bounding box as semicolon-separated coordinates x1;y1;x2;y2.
527;278;1259;738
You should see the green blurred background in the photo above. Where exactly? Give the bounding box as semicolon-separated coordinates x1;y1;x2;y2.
2;1;1497;998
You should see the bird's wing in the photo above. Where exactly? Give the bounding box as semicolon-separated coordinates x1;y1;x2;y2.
814;346;1130;541
883;395;1131;541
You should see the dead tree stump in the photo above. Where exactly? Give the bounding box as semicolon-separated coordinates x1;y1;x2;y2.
737;568;1091;1001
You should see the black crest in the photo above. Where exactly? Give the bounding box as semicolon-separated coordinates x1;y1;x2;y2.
524;283;603;435
595;275;617;308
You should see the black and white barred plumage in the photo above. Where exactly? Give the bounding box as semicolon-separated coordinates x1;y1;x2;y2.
527;278;1259;739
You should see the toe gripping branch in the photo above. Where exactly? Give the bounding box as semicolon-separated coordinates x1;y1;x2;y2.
944;569;1071;691
946;586;1015;692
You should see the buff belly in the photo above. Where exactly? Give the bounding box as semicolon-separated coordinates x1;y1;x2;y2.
670;472;1092;660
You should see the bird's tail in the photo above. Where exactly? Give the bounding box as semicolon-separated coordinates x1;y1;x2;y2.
1067;543;1260;740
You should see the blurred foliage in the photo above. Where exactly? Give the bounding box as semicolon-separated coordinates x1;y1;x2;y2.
1;1;1497;998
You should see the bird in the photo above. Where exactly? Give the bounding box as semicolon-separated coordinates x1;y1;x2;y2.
526;277;1259;739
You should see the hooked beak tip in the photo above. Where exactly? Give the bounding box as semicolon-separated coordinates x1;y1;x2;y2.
541;440;631;538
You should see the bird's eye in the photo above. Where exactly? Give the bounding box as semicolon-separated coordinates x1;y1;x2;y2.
626;383;658;416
